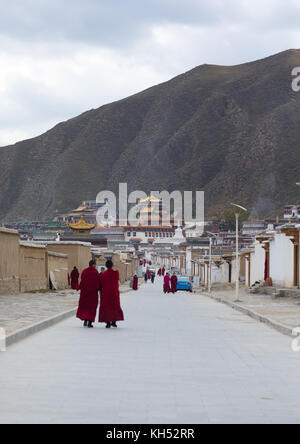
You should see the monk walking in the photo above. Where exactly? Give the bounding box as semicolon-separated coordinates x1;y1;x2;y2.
71;266;80;290
99;260;124;328
163;273;171;293
132;274;138;291
171;273;178;293
76;260;100;328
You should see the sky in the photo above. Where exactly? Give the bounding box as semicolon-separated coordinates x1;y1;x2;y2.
0;0;300;147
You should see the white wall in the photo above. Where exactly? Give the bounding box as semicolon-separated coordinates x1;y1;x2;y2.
250;242;265;285
270;232;294;288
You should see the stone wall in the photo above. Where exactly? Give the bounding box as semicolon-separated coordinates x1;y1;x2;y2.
19;243;47;292
0;228;20;295
46;252;69;290
45;242;92;276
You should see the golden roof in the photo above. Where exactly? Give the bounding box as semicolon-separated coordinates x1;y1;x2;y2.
67;216;96;231
139;194;161;204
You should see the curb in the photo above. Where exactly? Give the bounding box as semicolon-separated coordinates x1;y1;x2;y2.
6;308;78;347
5;287;134;348
202;292;294;337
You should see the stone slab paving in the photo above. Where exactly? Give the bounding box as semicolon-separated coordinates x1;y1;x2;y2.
1;279;300;424
202;288;300;333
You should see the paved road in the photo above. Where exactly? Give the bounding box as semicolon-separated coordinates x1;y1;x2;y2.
1;278;300;424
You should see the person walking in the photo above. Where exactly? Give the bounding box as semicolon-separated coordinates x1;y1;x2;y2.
163;273;171;293
132;274;139;291
71;266;80;290
151;270;155;284
76;260;100;328
171;273;178;293
99;260;124;329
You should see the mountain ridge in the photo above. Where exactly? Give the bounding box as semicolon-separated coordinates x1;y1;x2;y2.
1;49;300;221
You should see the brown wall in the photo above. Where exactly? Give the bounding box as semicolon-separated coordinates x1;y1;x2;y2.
46;243;92;276
0;228;20;295
46;252;69;290
19;243;47;292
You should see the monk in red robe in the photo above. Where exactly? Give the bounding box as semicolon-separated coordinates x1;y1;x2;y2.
76;260;100;328
71;266;80;290
163;273;171;293
133;274;138;291
99;260;124;328
162;267;166;276
158;268;161;276
171;273;178;293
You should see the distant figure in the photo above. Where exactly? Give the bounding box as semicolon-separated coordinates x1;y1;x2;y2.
71;266;80;290
133;274;139;291
147;268;151;280
144;272;148;283
163;273;171;293
151;271;155;284
158;268;162;276
99;260;124;329
100;267;106;275
162;267;166;276
76;260;100;328
171;273;178;293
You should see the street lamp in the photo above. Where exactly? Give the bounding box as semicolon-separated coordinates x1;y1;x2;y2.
230;203;248;300
206;231;217;294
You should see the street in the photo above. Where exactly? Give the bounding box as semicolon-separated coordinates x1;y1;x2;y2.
1;278;300;424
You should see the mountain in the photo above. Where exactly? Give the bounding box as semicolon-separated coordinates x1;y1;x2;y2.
1;49;300;222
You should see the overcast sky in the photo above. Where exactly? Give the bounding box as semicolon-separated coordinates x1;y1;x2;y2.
0;0;299;146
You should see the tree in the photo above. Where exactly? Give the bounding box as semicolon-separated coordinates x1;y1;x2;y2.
223;207;250;231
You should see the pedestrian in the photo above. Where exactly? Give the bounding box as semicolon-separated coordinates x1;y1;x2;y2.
151;270;155;284
76;260;100;328
100;267;106;275
99;260;124;329
171;273;178;293
132;274;139;291
162;267;166;276
144;272;148;283
163;273;171;293
71;266;80;290
147;268;151;280
158;268;161;276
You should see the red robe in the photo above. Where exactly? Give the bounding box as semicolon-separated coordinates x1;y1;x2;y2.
99;269;124;323
171;275;178;293
162;267;166;276
163;275;171;293
76;267;100;322
71;268;80;290
132;275;138;291
158;269;161;276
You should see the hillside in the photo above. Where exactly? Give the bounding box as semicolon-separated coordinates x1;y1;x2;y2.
0;49;300;221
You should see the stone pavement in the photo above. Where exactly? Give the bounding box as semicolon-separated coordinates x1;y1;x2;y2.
1;278;300;424
200;287;300;336
0;282;134;337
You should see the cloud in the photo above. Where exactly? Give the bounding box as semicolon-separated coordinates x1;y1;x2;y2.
0;0;300;146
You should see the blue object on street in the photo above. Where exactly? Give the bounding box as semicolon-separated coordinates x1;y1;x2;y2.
176;276;193;292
